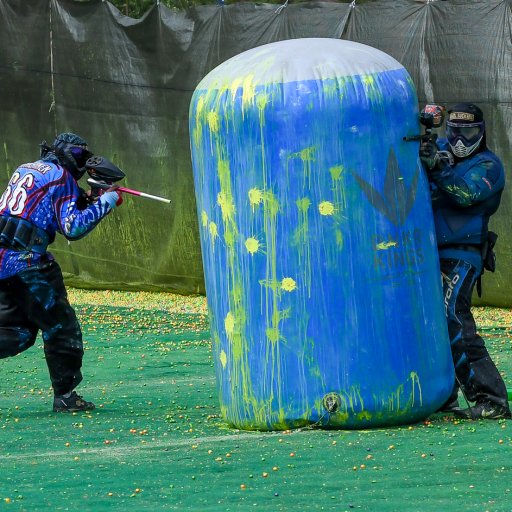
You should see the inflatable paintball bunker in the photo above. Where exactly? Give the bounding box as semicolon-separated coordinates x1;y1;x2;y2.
189;38;454;430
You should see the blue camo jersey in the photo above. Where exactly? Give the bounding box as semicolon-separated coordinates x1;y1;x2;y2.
0;159;115;278
429;138;505;270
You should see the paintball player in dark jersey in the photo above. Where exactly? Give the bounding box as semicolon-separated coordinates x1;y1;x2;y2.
0;133;123;412
420;103;510;420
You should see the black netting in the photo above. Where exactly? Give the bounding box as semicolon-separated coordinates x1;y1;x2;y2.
1;0;511;304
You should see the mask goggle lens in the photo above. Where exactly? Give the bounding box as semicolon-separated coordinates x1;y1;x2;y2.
70;146;93;168
446;121;483;146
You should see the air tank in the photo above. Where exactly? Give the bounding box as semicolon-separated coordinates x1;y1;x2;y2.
189;38;454;430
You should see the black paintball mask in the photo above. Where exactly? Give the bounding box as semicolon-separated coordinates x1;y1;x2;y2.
40;132;93;180
446;103;486;158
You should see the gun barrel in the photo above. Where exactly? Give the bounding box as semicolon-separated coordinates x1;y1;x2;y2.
118;186;171;204
87;178;171;204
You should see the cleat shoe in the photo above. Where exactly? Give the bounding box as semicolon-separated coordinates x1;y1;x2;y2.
458;401;511;420
53;391;95;412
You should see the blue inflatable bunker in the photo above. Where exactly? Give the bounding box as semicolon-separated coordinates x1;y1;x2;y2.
189;38;454;430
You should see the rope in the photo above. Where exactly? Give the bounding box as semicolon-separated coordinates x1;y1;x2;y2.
275;0;289;15
49;1;57;135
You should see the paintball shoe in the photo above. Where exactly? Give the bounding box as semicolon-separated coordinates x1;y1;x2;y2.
53;391;95;412
456;401;511;420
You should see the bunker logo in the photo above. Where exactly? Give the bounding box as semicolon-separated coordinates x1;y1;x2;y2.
352;148;418;227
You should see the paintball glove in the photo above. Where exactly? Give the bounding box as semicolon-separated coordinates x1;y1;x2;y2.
98;186;123;208
76;187;94;210
419;140;438;170
420;142;454;171
435;150;454;168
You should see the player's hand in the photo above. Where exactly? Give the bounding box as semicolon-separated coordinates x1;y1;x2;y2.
419;140;438;170
99;185;123;208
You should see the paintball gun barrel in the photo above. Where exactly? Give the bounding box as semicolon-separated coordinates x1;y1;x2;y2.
84;156;171;204
403;104;446;143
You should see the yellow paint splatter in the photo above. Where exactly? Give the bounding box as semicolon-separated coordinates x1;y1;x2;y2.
242;74;256;107
219;350;227;369
356;411;372;421
248;188;263;209
201;210;208;228
298;147;316;162
196;96;205;116
224;229;235;248
224;312;235;337
217;191;235;221
296;197;311;212
207;111;219;133
266;327;280;343
281;277;297;292
376;241;398;250
318;201;335;216
362;74;375;87
209;221;218;239
245;237;260;254
329;165;344;181
256;94;269;111
230;78;242;98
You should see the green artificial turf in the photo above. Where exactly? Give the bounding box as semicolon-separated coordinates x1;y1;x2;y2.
1;290;511;511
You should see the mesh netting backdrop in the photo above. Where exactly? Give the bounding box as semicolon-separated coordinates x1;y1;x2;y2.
0;0;511;305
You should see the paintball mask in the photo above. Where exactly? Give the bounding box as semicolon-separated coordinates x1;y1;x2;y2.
446;103;485;158
52;132;93;180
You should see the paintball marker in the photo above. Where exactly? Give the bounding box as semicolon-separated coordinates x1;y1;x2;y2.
403;104;446;144
84;156;171;204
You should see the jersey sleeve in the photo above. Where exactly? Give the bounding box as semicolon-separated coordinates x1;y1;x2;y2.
429;155;504;208
52;171;116;240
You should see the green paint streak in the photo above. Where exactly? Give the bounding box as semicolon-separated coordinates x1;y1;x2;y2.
292;197;312;296
329;164;347;249
288;146;316;190
261;190;285;419
201;95;260;425
361;73;384;107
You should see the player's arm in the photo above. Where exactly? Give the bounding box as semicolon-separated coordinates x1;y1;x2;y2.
53;173;122;241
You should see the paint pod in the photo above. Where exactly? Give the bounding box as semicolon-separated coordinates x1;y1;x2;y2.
189;38;454;430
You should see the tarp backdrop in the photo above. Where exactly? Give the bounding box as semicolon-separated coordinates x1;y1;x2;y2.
0;0;511;305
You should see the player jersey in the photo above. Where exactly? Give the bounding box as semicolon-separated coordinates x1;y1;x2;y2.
0;159;115;278
429;139;505;270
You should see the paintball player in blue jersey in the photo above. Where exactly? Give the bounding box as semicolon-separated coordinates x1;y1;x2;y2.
420;103;511;420
0;133;123;412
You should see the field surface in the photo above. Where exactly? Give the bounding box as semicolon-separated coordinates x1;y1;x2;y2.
1;290;511;511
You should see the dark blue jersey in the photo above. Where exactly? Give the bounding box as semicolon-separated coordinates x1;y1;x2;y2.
0;160;115;278
428;138;505;270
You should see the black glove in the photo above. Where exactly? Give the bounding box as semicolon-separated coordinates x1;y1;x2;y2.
419;140;438;170
435;150;454;168
75;187;94;210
